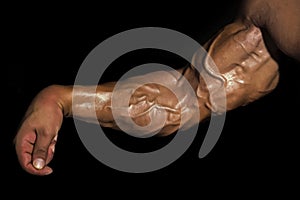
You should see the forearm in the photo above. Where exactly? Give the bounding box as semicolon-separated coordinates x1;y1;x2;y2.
58;66;211;137
52;19;279;137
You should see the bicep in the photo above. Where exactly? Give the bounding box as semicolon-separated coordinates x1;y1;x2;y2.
240;0;300;60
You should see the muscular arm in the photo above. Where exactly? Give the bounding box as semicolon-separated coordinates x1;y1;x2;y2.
13;65;208;175
56;65;210;137
16;0;296;175
14;23;278;175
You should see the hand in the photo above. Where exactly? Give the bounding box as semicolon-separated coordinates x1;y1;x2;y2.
14;85;67;175
194;21;279;112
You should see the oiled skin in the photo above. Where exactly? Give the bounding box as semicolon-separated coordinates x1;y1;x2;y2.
196;21;279;112
69;21;278;137
71;67;207;137
14;0;300;175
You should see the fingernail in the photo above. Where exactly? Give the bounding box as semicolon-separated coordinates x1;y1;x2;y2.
45;169;53;175
33;158;45;170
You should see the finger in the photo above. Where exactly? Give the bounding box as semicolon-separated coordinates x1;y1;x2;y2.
252;58;279;94
14;126;36;172
45;135;58;165
15;129;53;175
32;128;55;170
24;162;53;176
207;22;263;74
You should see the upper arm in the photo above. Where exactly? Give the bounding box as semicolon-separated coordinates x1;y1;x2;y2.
240;0;300;60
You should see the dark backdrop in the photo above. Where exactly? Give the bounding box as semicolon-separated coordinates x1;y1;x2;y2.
2;0;299;192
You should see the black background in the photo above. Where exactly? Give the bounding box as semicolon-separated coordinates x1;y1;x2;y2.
2;0;299;193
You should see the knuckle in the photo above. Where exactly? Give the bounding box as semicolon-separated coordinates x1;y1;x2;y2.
34;148;48;156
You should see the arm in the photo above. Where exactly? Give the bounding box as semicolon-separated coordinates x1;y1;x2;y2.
68;66;211;137
14;65;211;175
14;23;279;175
239;0;300;61
16;0;291;175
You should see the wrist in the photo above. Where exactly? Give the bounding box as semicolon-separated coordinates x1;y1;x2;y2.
42;85;73;117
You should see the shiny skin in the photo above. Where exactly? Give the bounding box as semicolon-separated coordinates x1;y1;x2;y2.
14;0;300;175
195;21;279;112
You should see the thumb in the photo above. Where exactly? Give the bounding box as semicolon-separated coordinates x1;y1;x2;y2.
32;129;54;170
